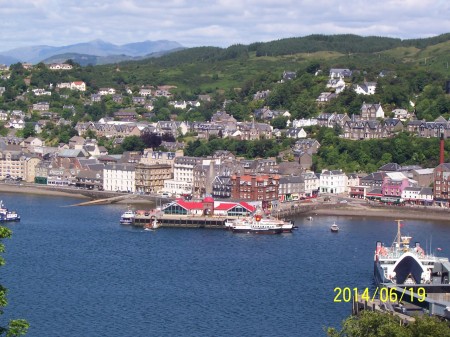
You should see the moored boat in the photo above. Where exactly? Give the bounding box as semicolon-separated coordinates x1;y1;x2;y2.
374;220;450;286
231;213;286;234
144;216;159;231
120;210;135;225
0;200;21;222
330;223;339;232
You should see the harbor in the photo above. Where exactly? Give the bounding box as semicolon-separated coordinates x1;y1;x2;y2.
2;194;450;336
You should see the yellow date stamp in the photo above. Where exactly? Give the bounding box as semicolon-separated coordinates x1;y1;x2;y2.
333;287;426;303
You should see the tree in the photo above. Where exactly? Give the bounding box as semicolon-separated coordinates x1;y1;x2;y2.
270;116;289;130
121;136;146;152
140;132;162;149
0;226;29;336
327;310;450;337
22;123;36;139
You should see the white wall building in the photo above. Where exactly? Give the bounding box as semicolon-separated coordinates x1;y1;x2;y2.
302;171;320;196
163;156;202;195
103;164;136;192
319;169;347;194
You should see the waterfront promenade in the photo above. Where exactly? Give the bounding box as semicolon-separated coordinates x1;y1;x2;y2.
2;181;450;221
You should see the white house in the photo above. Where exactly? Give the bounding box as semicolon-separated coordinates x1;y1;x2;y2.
302;171;320;197
354;82;377;95
7;119;25;129
392;108;413;121
32;88;51;96
292;118;318;128
48;63;73;70
285;128;307;139
401;187;433;204
70;81;86;91
319;169;347;194
169;101;187;109
103;164;136;192
329;68;352;79
163;156;203;195
139;88;152;96
98;88;116;96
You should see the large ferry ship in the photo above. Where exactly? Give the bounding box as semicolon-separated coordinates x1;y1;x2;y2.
230;213;294;234
374;220;450;286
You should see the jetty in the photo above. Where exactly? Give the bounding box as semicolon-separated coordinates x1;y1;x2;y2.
353;284;450;322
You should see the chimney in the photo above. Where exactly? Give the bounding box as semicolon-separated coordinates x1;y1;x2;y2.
440;132;445;164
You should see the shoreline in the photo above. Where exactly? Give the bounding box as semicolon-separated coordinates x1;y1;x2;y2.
311;205;450;222
1;183;450;220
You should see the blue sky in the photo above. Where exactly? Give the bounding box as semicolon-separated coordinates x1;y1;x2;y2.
1;0;450;50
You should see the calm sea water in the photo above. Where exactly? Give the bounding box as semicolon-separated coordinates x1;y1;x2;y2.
1;194;450;337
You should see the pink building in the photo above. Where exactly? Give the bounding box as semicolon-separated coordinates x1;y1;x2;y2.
381;173;413;198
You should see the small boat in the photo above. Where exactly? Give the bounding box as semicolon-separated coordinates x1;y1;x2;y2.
306;216;313;221
0;200;21;222
119;209;135;225
330;223;339;232
144;216;159;231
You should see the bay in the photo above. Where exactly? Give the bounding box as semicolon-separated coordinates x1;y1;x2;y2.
1;194;450;337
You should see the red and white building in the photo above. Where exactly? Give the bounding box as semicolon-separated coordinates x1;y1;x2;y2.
161;197;256;217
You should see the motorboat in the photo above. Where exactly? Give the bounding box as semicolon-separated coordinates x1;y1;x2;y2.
330;223;339;232
119;209;135;225
0;200;21;222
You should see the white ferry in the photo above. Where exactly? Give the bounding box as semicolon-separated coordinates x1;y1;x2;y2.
374;220;450;286
231;213;290;234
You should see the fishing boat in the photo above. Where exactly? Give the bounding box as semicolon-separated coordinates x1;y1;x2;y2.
0;200;21;222
374;220;450;286
330;223;339;232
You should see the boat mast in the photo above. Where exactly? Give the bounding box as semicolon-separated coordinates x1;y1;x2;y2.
396;219;403;247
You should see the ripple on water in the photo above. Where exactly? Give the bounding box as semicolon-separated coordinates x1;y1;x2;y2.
2;196;450;337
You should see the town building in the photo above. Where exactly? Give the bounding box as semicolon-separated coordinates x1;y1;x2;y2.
135;163;172;194
433;163;450;205
230;174;280;209
103;163;136;193
319;169;347;194
278;176;305;202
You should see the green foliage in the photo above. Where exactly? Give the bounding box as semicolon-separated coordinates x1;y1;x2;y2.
314;131;444;173
0;226;29;336
270;116;289;129
184;138;291;158
21;123;36;139
327;310;450;337
121;135;146;152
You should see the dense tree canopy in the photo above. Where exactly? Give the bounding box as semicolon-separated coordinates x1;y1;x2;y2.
327;310;450;337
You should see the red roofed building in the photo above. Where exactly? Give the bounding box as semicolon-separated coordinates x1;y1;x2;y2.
162;198;255;217
231;174;279;209
70;81;86;91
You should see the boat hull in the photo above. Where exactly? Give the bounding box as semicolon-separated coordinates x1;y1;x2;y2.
232;227;283;234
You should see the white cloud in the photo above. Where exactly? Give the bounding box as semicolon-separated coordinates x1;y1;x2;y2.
0;0;449;51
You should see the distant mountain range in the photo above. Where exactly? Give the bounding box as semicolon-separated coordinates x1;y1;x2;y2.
0;39;184;65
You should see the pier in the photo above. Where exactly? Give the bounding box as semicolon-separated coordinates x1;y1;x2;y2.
352;284;450;322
